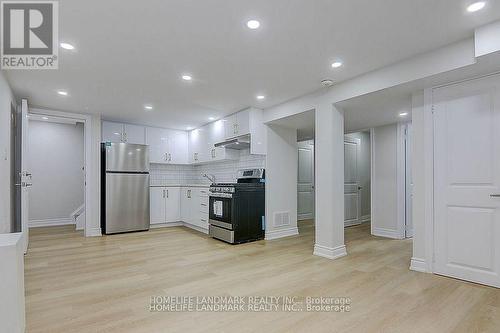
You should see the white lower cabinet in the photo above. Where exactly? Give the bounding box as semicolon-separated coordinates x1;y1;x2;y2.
180;187;209;232
150;187;181;225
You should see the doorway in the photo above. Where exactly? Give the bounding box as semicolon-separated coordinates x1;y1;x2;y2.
27;115;85;233
17;100;95;252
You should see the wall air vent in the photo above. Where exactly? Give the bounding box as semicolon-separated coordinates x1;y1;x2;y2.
273;211;290;227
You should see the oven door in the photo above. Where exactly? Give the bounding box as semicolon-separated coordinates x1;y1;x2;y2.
209;193;233;230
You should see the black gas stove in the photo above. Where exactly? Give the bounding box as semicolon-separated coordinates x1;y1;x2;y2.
208;168;265;244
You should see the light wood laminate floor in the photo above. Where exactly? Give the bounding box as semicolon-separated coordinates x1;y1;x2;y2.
25;221;500;333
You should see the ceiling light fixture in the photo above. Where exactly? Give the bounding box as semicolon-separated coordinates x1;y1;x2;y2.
57;90;68;96
256;95;265;100
60;42;75;50
331;61;343;68
399;112;409;117
144;105;153;110
246;20;260;30
42;116;49;120
467;1;486;12
182;75;192;81
186;126;194;130
208;117;215;121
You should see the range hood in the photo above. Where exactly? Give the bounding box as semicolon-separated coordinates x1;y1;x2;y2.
215;135;250;150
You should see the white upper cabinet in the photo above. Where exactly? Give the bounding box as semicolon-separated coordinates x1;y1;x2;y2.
123;124;146;144
189;127;207;164
223;109;250;139
146;127;170;163
102;121;125;143
146;127;188;164
102;121;145;144
172;131;189;164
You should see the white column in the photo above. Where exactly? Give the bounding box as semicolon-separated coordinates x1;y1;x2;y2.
265;124;298;240
313;102;347;259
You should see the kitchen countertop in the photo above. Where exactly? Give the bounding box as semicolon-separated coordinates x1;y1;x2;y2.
150;184;211;188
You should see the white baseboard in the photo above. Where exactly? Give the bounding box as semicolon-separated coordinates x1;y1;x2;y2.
344;221;362;227
313;244;347;260
150;222;183;229
265;227;299;240
372;227;404;239
85;227;102;237
410;257;428;273
29;218;74;228
361;215;371;223
182;222;209;234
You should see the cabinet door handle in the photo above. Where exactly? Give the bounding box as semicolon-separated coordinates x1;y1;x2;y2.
165;153;168;161
166;189;169;198
169;153;172;162
162;189;166;198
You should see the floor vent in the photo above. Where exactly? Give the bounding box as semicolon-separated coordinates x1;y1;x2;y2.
274;211;290;227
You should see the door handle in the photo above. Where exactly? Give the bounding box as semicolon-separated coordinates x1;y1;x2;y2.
490;194;500;198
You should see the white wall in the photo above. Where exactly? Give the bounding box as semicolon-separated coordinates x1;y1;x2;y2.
345;131;371;219
28;120;84;223
0;72;15;234
371;123;404;239
265;124;298;240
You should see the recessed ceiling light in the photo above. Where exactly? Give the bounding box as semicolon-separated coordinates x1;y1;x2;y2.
331;61;343;68
57;90;68;96
42;116;49;120
247;20;260;30
186;126;194;130
467;1;486;12
144;105;153;110
256;95;265;100
60;42;75;50
399;112;409;117
208;117;215;121
182;75;192;81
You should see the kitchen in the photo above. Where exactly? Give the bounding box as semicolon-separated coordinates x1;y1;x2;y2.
100;107;267;243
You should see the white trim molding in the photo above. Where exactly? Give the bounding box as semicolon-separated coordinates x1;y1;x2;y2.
265;227;299;240
28;218;74;228
150;222;183;229
313;244;347;260
85;227;102;237
410;257;428;273
372;227;404;240
361;215;371;223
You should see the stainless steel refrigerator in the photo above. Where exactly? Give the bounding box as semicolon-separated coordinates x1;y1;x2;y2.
101;143;150;234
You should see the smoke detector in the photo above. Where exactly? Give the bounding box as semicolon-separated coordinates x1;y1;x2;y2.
321;79;334;87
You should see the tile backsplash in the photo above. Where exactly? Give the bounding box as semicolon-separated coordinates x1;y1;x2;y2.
150;149;265;185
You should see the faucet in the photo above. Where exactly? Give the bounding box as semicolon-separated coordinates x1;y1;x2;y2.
202;173;216;184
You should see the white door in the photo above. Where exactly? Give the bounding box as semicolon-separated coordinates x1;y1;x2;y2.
165;187;181;222
102;121;124;143
344;137;361;227
297;141;314;220
433;75;500;288
20;99;31;253
123;124;145;144
150;187;166;225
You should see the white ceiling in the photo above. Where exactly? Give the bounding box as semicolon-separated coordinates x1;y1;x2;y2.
5;0;500;130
